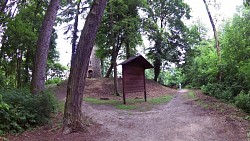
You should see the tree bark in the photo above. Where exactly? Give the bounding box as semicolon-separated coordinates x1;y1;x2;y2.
63;0;107;134
0;34;7;65
105;63;114;78
24;47;31;83
100;59;104;77
71;0;81;57
202;0;222;81
108;3;119;96
153;57;161;82
153;38;162;82
16;50;23;88
105;33;124;77
31;0;60;94
0;0;8;15
24;1;42;84
125;42;131;59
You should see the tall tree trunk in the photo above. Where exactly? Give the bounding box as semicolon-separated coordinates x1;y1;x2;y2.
16;50;23;88
101;59;104;77
109;3;119;96
31;0;60;94
105;34;124;78
105;63;113;78
202;0;222;81
24;47;31;83
63;0;107;134
71;0;81;58
104;46;121;78
112;51;119;96
125;42;131;59
153;39;162;82
24;1;42;84
0;0;8;15
0;34;7;65
153;57;161;82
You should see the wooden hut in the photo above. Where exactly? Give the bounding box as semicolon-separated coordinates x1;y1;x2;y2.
119;55;153;104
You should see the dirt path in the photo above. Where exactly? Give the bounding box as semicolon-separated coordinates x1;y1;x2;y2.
82;90;248;141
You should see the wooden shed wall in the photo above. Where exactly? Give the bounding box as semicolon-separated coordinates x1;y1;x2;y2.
123;65;145;93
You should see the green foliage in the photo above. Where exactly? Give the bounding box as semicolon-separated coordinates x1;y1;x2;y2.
0;88;58;135
47;62;68;80
0;70;5;88
143;0;192;81
179;5;250;114
234;91;250;113
115;105;137;110
201;83;233;101
183;41;218;87
187;92;196;99
45;77;62;85
96;0;144;75
147;95;173;104
0;1;60;88
159;68;186;86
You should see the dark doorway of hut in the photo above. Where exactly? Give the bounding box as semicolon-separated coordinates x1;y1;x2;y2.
119;55;153;104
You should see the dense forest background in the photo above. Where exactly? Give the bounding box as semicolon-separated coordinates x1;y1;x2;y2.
0;0;249;135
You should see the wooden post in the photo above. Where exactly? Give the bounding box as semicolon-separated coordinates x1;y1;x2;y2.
143;70;147;102
122;66;126;104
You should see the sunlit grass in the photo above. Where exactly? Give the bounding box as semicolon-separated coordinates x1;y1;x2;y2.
83;95;174;111
187;92;196;99
148;95;173;104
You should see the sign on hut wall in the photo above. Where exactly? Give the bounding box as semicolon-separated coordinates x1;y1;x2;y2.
123;65;144;93
119;55;153;104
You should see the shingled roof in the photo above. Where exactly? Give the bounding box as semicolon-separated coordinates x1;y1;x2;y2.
119;55;153;69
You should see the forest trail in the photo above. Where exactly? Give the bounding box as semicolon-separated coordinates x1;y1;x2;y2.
82;89;248;141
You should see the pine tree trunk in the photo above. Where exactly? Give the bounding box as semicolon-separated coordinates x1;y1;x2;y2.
153;57;161;82
25;1;41;84
113;54;119;96
125;42;131;59
101;59;104;77
24;48;31;83
71;0;81;57
31;0;60;94
105;63;114;78
153;39;162;82
0;34;7;65
0;0;8;14
16;50;22;88
107;2;118;95
104;44;121;78
63;0;107;134
202;0;222;81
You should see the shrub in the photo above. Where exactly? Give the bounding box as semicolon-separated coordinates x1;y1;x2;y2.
234;91;250;113
201;83;222;96
0;88;58;135
201;83;233;101
45;77;62;85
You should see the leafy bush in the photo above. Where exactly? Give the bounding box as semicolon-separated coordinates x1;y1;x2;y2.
0;88;58;135
45;77;62;85
201;83;233;101
234;91;250;113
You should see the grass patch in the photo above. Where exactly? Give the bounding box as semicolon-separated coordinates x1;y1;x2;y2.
83;95;174;111
115;105;136;110
84;97;119;105
187;92;196;99
148;95;173;104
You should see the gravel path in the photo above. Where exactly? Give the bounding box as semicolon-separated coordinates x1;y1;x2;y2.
82;90;247;141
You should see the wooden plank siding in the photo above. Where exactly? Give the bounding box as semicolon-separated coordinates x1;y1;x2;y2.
119;55;153;104
123;65;145;93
